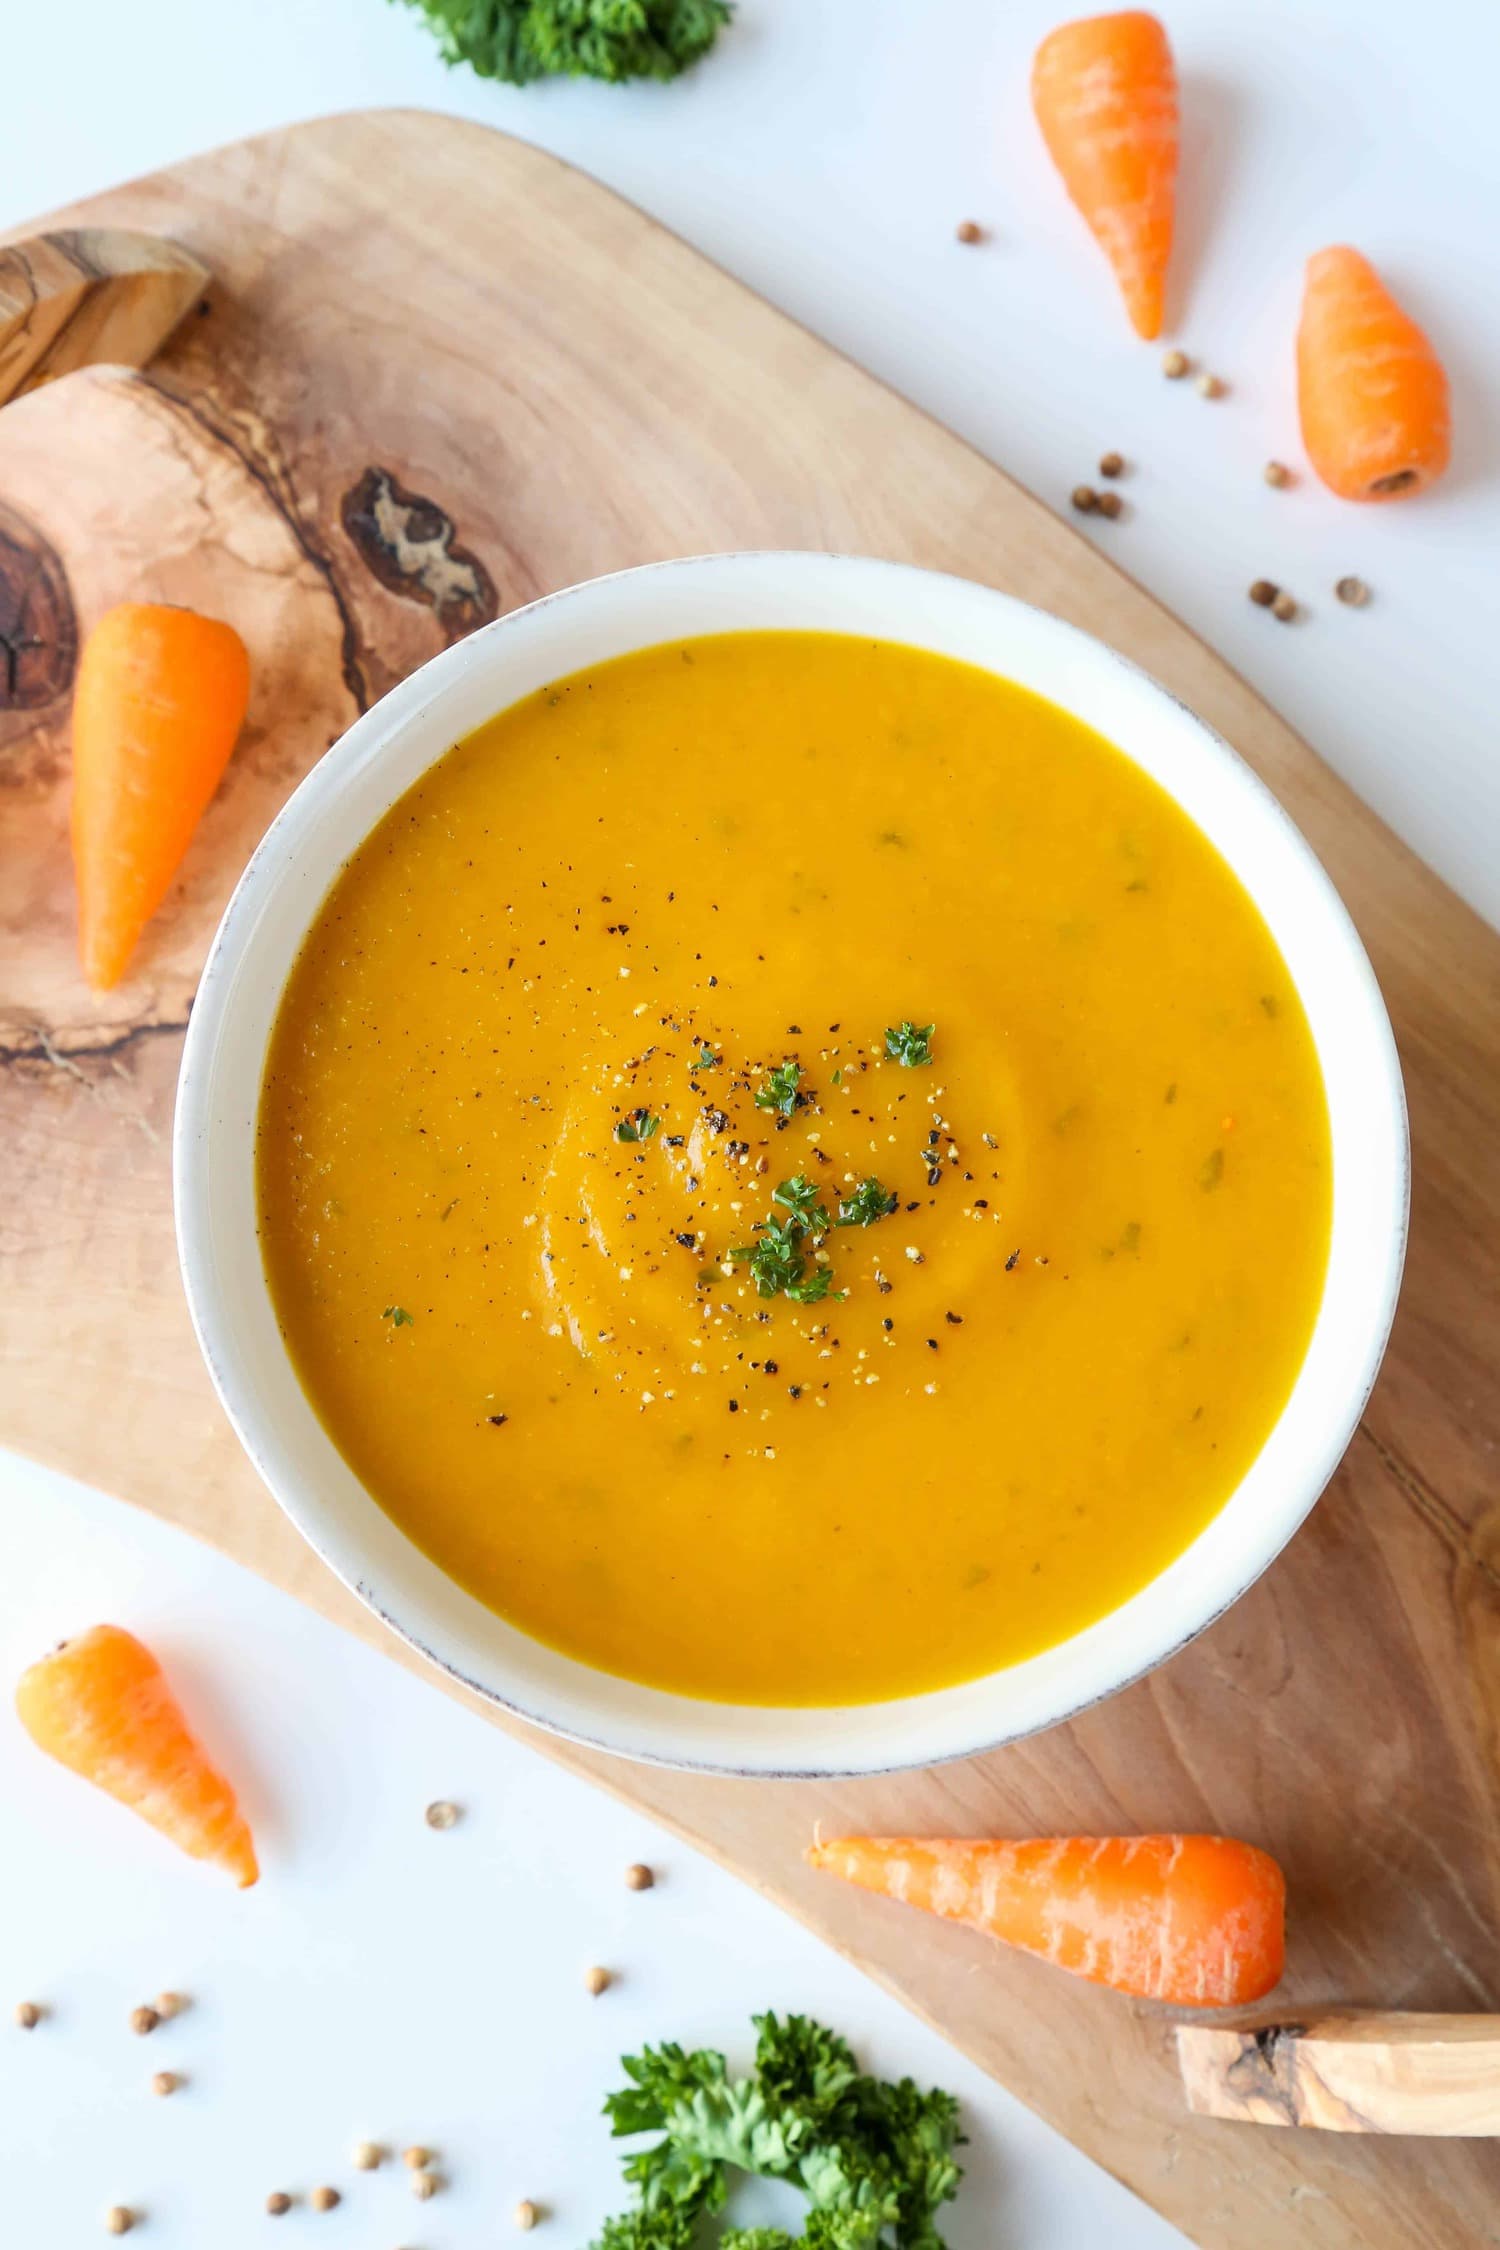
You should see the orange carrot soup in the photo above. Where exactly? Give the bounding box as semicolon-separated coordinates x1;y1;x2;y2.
257;633;1331;1705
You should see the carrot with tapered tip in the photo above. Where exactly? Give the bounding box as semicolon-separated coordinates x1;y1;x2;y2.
808;1832;1284;2005
16;1626;258;1885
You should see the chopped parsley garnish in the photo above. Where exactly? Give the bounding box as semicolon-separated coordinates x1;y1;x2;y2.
615;1109;661;1144
694;1044;718;1069
884;1021;935;1067
835;1177;898;1228
382;1305;414;1327
731;1215;840;1304
754;1059;803;1117
773;1173;831;1230
592;2010;965;2250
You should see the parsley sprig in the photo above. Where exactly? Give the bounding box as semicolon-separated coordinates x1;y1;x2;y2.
730;1215;838;1304
884;1022;935;1068
835;1178;898;1228
395;0;732;87
754;1060;804;1117
594;2012;965;2250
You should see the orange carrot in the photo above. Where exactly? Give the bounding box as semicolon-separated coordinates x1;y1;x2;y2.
1031;12;1178;340
808;1833;1284;2005
1296;246;1451;502
16;1626;258;1887
71;602;251;989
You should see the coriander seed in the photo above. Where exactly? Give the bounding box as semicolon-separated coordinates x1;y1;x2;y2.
1095;490;1123;520
403;2147;433;2171
1161;348;1190;378
516;2199;541;2229
265;2191;293;2216
1263;460;1291;488
425;1799;460;1830
130;2005;160;2036
310;2186;340;2213
14;2000;41;2029
625;1863;654;1891
151;2071;179;2097
584;1965;612;1995
1271;591;1297;622
412;2170;439;2201
352;2141;382;2170
1196;371;1225;399
154;1992;185;2021
1336;575;1371;607
105;2208;135;2236
1248;579;1278;608
1098;451;1124;478
1070;485;1098;514
955;220;984;245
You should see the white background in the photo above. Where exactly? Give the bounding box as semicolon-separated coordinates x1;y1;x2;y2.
3;2;1495;2242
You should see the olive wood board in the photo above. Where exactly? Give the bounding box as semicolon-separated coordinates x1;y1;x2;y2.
1;112;1497;2250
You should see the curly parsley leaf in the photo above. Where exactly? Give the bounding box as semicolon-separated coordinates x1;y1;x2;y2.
615;1109;661;1144
730;1216;841;1304
773;1174;831;1231
884;1022;935;1068
394;0;732;87
754;1059;804;1117
594;2014;964;2250
834;1178;897;1229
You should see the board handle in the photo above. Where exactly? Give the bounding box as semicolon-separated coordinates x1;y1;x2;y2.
1178;2012;1500;2136
0;228;208;406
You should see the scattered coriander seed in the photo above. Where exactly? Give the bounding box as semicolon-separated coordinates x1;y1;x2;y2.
310;2187;340;2213
625;1863;654;1891
425;1799;460;1830
352;2141;382;2170
1336;575;1371;607
130;2005;160;2036
150;2071;179;2097
1248;579;1278;608
1070;484;1098;514
105;2209;136;2236
402;2147;433;2171
265;2191;293;2216
1161;347;1190;378
1098;450;1124;478
1196;371;1225;399
516;2199;541;2229
955;219;984;245
411;2170;439;2202
153;1993;185;2021
1271;591;1297;622
1095;490;1123;520
14;2000;41;2029
1263;460;1291;489
584;1965;613;1995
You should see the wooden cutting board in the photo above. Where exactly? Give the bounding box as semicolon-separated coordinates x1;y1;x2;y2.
2;113;1497;2249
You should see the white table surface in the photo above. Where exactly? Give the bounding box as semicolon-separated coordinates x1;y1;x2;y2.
3;4;1496;2243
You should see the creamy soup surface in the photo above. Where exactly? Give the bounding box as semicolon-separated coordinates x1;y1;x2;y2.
258;632;1331;1705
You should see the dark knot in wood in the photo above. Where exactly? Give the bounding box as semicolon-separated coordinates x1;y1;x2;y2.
0;499;76;717
340;466;498;644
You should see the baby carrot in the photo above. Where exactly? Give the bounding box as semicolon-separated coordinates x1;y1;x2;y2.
808;1833;1284;2006
71;601;251;990
1296;246;1451;502
16;1626;258;1887
1031;11;1178;341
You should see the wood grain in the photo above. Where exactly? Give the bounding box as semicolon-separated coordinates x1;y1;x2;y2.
0;228;207;404
1179;2014;1500;2136
1;113;1497;2250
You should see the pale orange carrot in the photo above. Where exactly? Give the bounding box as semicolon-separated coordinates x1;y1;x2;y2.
1297;246;1451;502
16;1626;258;1887
71;602;251;989
1031;12;1178;340
808;1833;1284;2005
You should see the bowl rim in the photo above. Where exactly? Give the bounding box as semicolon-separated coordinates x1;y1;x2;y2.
174;550;1409;1777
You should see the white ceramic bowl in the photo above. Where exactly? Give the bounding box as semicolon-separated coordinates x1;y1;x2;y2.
175;553;1407;1776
